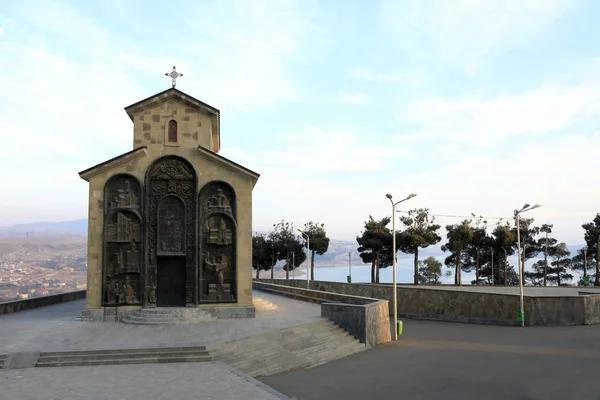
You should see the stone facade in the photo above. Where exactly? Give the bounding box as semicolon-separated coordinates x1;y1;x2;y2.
79;88;259;320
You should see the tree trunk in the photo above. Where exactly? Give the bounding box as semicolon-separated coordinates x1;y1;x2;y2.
456;249;462;286
311;249;316;281
285;262;289;280
270;254;274;280
476;247;480;284
413;248;419;285
256;266;260;279
503;249;508;286
557;259;561;286
543;236;548;287
375;253;380;284
454;262;458;285
371;257;376;283
596;235;600;286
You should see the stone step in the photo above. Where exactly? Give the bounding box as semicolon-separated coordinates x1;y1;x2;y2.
209;319;335;356
215;324;343;363
222;326;350;366
123;314;210;321
36;355;213;368
39;346;208;357
235;334;360;375
38;350;211;363
121;318;195;325
253;341;366;377
0;353;7;369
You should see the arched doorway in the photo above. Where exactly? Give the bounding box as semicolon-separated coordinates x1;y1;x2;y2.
145;156;197;307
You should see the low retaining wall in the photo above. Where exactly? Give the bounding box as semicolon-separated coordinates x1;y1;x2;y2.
253;281;391;346
0;290;86;316
256;279;600;326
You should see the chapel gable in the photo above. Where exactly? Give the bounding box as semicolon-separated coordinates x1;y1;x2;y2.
125;88;221;153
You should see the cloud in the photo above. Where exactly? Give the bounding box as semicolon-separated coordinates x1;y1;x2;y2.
399;83;600;147
379;0;577;72
0;27;4;35
334;91;368;104
222;125;406;175
347;68;423;85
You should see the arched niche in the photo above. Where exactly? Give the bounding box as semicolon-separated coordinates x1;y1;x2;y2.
145;155;197;306
102;174;143;306
198;181;237;303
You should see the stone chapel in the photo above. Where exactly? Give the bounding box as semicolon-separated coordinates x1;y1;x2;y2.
79;70;259;321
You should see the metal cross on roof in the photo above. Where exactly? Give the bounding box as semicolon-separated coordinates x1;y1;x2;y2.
165;66;183;88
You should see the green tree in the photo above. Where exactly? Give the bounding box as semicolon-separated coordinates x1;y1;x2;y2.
548;242;573;286
269;220;306;279
302;221;330;281
492;223;517;286
252;234;274;279
512;217;541;286
582;214;600;286
571;247;597;285
397;208;442;285
538;224;557;286
356;216;393;283
418;256;443;284
441;220;474;286
466;215;489;284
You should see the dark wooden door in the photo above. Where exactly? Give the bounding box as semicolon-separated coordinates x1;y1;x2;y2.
157;257;186;307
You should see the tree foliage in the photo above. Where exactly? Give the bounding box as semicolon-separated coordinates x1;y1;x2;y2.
397;208;442;285
582;214;600;286
356;216;393;283
441;220;474;286
268;220;306;279
492;223;518;286
418;256;443;284
252;233;273;279
302;221;330;281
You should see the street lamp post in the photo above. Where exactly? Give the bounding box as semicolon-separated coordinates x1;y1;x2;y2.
298;229;310;289
514;203;541;327
386;192;417;341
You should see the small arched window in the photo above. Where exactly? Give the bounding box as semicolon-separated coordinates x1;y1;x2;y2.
168;120;178;143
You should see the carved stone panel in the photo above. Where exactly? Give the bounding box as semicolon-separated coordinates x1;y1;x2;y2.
157;196;185;255
102;174;143;306
146;156;196;306
199;182;236;220
199;212;236;303
105;175;141;211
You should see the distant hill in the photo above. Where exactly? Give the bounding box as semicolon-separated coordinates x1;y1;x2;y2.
0;219;88;238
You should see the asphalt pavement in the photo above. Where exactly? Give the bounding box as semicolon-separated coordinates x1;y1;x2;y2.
260;319;600;400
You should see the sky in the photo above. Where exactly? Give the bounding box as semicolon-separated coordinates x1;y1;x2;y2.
1;0;600;245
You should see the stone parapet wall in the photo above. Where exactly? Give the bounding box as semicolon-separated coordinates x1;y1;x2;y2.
0;290;86;316
253;281;391;346
256;279;600;326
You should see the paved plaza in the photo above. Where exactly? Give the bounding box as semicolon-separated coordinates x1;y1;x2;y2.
0;362;287;400
0;291;320;353
261;318;600;400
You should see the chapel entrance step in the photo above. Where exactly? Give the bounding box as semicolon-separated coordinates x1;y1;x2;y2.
35;346;213;368
120;308;217;325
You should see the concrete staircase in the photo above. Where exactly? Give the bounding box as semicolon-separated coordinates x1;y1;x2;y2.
121;308;217;325
0;353;7;369
253;297;278;310
208;318;367;378
35;346;213;367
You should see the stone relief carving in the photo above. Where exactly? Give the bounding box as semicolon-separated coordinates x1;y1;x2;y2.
203;216;233;245
199;182;236;220
199;181;236;303
102;174;143;306
146;156;196;306
157;197;185;255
